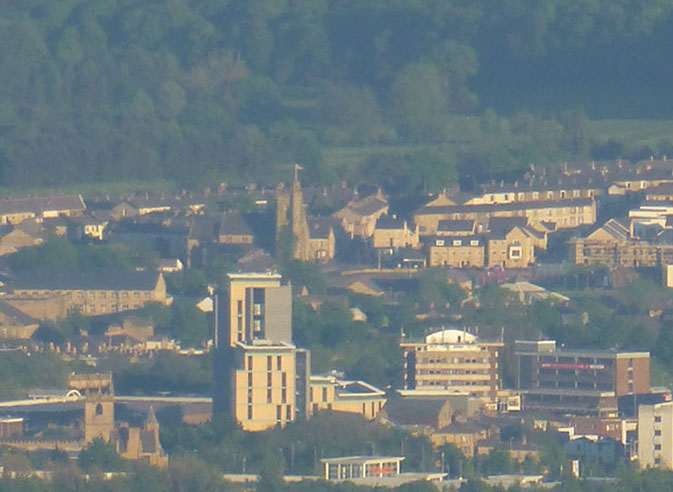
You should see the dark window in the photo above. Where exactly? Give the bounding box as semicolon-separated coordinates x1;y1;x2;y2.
95;403;103;416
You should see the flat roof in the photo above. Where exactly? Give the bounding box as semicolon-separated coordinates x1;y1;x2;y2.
227;272;281;280
236;340;296;350
516;349;649;359
321;456;405;465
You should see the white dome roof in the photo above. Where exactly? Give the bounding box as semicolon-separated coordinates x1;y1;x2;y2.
425;329;476;344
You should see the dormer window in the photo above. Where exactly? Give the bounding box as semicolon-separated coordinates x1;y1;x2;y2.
452;239;462;246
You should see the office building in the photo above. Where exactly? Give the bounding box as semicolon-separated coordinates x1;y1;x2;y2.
515;340;650;416
400;329;502;401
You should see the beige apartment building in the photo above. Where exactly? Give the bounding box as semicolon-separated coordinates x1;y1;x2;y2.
222;273;292;347
569;218;673;267
638;401;673;469
12;271;169;317
487;226;537;269
215;272;310;432
414;199;596;236
400;329;503;401
334;193;389;238
427;236;485;268
373;216;420;249
309;374;386;419
232;340;301;432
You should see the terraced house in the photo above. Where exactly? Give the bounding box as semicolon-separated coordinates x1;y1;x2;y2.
12;270;169;317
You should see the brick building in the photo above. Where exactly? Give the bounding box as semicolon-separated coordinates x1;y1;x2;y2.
515;340;650;416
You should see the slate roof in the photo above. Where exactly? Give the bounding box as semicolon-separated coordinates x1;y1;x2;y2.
437;219;474;233
13;270;162;291
376;215;406;230
140;431;156;453
189;216;217;242
416;198;594;216
0;300;39;326
308;217;333;239
219;211;253;237
0;195;86;216
382;397;450;428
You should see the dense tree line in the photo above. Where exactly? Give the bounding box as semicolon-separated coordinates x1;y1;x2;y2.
3;1;673;190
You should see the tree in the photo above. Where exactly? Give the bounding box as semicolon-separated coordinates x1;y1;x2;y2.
389;62;448;141
78;438;124;472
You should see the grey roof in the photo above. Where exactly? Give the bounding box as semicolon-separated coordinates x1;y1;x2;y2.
382;397;450;427
350;197;388;216
376;215;406;230
0;195;85;216
416;198;594;216
140;430;157;453
308;217;333;239
219;211;253;237
645;183;673;196
437;421;488;434
0;300;39;326
487;217;528;234
13;270;161;291
437;219;474;233
189;216;217;242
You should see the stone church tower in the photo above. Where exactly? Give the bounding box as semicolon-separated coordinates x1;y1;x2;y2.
70;373;115;443
276;166;311;261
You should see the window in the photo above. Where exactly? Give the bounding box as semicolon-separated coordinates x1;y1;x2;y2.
655;444;662;450
122;292;129;298
282;373;287;387
248;406;253;420
656;416;662;423
247;356;253;370
277;356;282;370
655;430;661;437
133;292;140;298
470;240;479;246
282;388;287;403
267;356;272;371
436;239;445;246
248;372;253;387
95;403;103;416
322;387;328;402
452;239;462;246
276;405;282;422
267;388;272;403
286;405;292;421
267;373;272;387
100;292;106;299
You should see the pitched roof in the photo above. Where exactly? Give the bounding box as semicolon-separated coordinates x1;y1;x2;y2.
376;215;406;230
13;270;162;291
0;195;86;216
140;430;157;453
437;219;474;233
416;198;594;216
586;218;630;241
189;216;217;242
382;398;451;427
308;217;334;239
0;299;39;326
219;211;253;237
